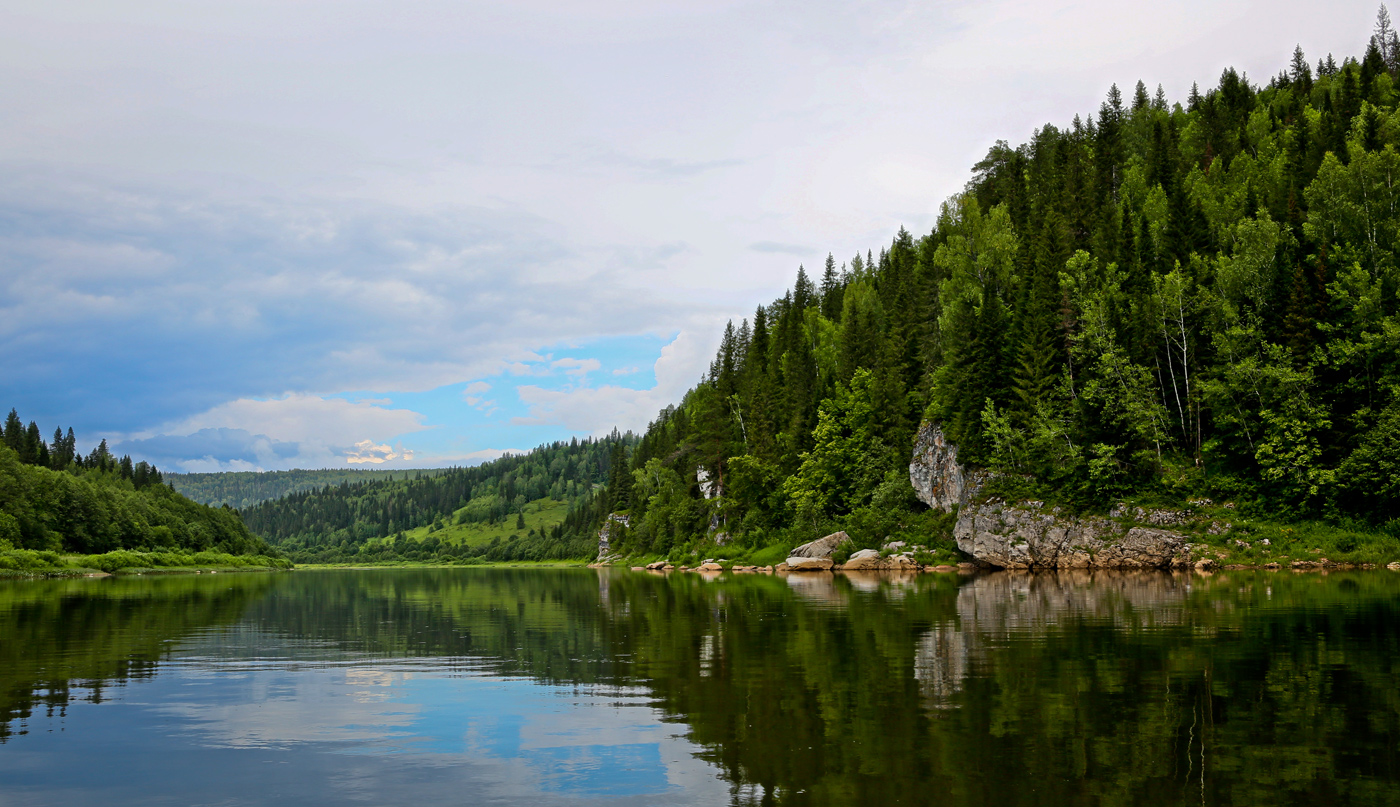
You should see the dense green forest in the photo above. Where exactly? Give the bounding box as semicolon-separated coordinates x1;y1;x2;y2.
168;467;449;509
592;22;1400;561
0;409;282;570
241;433;635;564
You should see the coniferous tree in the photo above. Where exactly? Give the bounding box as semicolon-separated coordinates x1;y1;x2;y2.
820;254;844;320
3;410;22;454
22;421;41;465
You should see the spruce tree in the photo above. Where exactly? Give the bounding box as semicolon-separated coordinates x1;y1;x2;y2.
51;427;67;469
1291;45;1313;94
3;409;22;453
793;266;815;311
22;421;42;465
819;254;843;320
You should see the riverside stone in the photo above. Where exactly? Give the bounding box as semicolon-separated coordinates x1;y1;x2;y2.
790;532;852;559
786;556;834;571
840;549;884;570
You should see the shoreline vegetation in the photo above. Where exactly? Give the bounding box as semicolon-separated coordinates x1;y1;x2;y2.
0;550;291;578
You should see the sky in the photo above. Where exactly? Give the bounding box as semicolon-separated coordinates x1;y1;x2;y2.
0;0;1383;471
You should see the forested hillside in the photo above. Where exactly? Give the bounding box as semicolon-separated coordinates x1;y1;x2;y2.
596;23;1400;561
0;409;279;565
168;468;448;509
241;433;634;563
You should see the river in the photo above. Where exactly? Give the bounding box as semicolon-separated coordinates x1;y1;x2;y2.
1;568;1397;805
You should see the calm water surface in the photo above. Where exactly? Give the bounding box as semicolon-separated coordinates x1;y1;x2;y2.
1;568;1398;806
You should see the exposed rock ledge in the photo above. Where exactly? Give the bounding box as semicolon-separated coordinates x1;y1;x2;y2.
909;421;1197;570
956;501;1191;569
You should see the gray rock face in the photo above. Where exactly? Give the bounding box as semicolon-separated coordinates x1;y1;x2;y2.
908;420;1195;570
954;501;1190;569
909;422;965;512
790;531;851;559
597;514;630;560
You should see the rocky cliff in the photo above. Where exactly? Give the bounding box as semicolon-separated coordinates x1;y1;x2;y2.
908;422;1199;570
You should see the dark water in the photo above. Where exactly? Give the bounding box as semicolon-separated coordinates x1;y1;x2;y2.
1;568;1398;806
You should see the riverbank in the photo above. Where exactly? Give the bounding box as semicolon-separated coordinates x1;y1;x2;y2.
293;559;591;570
0;547;292;578
597;557;1400;574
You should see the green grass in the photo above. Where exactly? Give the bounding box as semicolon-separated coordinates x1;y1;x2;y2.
1181;514;1400;566
0;547;292;577
390;497;572;549
295;559;591;569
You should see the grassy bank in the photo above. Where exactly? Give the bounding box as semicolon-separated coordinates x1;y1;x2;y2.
394;497;572;549
293;558;590;570
0;547;293;577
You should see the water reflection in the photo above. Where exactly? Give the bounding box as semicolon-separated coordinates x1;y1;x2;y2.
1;568;1398;806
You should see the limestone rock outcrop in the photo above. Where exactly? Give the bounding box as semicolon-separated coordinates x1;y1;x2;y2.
908;420;1197;570
909;423;966;512
786;556;835;571
596;513;630;560
954;501;1190;569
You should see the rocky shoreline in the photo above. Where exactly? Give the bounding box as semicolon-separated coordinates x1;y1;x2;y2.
592;421;1398;573
594;525;1400;575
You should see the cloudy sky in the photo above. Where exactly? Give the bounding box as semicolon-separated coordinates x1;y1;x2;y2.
0;0;1380;471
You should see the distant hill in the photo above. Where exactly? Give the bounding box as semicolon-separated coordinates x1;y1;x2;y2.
167;467;451;509
239;433;636;564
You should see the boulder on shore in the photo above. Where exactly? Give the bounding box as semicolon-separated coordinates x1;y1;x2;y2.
840;549;885;570
790;532;851;559
885;553;919;570
786;556;834;571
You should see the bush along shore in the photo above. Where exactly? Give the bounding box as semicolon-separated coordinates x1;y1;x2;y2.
0;547;292;577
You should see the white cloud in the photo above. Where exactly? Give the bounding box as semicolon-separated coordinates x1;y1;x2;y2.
133;394;430;470
549;357;602;378
346;440;416;465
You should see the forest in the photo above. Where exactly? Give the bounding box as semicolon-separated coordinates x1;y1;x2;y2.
0;409;282;571
239;433;635;563
591;20;1400;561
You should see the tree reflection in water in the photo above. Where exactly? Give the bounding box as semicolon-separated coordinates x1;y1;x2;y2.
1;568;1397;806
